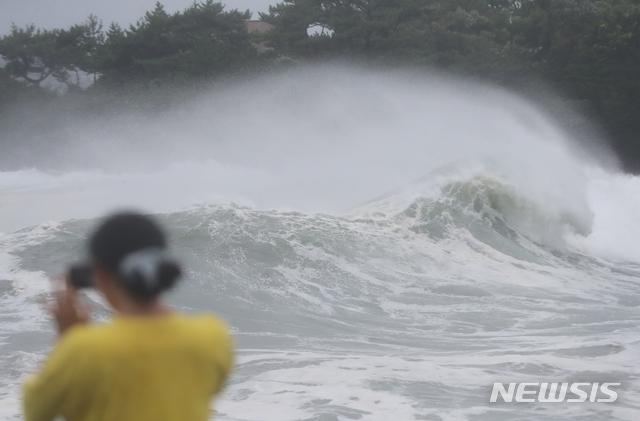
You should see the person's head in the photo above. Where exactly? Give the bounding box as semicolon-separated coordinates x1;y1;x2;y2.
89;212;181;309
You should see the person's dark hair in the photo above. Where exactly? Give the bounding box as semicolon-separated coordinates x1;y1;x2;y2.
89;212;181;300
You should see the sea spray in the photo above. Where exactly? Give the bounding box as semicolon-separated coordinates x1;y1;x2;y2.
0;67;611;235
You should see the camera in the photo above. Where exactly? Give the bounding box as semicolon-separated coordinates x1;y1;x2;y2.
69;264;93;288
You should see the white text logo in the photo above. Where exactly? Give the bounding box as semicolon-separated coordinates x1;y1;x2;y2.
490;383;620;403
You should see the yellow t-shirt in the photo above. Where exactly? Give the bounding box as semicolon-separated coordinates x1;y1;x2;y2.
23;313;233;421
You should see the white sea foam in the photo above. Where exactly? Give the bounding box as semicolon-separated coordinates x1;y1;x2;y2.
567;168;640;263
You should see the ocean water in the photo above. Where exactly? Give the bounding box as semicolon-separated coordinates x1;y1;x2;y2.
1;68;639;420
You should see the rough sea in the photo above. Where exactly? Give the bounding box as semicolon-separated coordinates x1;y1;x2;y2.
1;68;639;420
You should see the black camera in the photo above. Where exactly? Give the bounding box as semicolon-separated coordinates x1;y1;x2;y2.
69;264;93;288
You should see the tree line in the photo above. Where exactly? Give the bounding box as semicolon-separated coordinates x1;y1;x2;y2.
1;0;639;170
0;1;257;91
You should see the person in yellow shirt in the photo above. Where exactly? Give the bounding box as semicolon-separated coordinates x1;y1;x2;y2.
23;212;233;421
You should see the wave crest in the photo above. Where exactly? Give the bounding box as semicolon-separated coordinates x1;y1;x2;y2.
354;172;594;259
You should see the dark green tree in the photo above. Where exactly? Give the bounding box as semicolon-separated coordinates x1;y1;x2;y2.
260;0;534;80
0;17;104;90
97;1;257;85
508;0;640;169
260;0;431;59
0;25;64;88
75;15;106;83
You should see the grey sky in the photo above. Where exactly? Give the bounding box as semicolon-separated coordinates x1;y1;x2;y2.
0;0;274;36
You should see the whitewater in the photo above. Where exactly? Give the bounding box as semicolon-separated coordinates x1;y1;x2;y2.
1;67;639;420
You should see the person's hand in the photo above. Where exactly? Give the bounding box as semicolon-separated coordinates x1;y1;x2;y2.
45;276;92;337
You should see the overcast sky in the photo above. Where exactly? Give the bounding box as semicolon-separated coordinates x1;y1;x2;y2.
0;0;274;35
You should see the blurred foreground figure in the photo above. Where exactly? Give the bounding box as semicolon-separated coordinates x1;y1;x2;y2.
23;212;233;421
